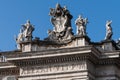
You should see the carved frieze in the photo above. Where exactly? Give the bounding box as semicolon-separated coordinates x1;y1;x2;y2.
20;62;87;76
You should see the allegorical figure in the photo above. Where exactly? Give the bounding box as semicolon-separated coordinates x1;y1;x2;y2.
105;20;113;40
15;20;34;49
22;20;34;41
75;15;88;36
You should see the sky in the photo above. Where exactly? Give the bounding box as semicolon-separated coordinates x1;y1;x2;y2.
0;0;120;51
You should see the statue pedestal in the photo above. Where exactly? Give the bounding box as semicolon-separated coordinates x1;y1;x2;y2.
101;40;116;51
75;35;90;47
20;41;33;52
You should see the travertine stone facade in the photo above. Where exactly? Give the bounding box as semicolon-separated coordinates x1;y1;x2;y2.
0;43;120;80
0;3;120;80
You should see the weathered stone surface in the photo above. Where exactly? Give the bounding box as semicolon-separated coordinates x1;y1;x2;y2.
15;20;34;50
75;15;88;36
105;20;113;40
45;3;74;43
0;3;120;80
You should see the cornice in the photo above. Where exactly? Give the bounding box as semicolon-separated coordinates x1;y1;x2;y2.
6;46;93;61
5;46;101;67
2;45;119;67
12;53;89;67
98;57;120;67
100;51;120;59
0;62;16;69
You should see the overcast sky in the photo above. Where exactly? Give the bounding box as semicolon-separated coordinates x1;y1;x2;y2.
0;0;120;51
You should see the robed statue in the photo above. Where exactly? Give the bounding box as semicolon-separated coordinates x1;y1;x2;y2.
22;20;34;41
45;3;74;42
15;20;34;49
75;15;88;36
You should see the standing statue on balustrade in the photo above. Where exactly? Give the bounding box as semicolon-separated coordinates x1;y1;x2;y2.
15;20;34;49
105;20;113;40
75;15;88;36
22;20;34;41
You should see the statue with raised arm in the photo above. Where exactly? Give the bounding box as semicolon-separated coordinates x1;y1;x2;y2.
15;29;24;49
75;15;88;36
22;20;34;41
105;20;113;40
46;3;74;42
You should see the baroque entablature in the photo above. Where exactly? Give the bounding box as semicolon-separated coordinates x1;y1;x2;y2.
0;4;119;66
0;3;120;80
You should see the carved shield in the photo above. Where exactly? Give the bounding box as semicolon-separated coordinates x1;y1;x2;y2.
51;16;67;33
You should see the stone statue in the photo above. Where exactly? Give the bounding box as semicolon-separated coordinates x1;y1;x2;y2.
105;20;113;40
15;29;24;49
75;15;88;36
46;3;73;42
16;29;24;42
22;20;34;41
15;20;34;50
